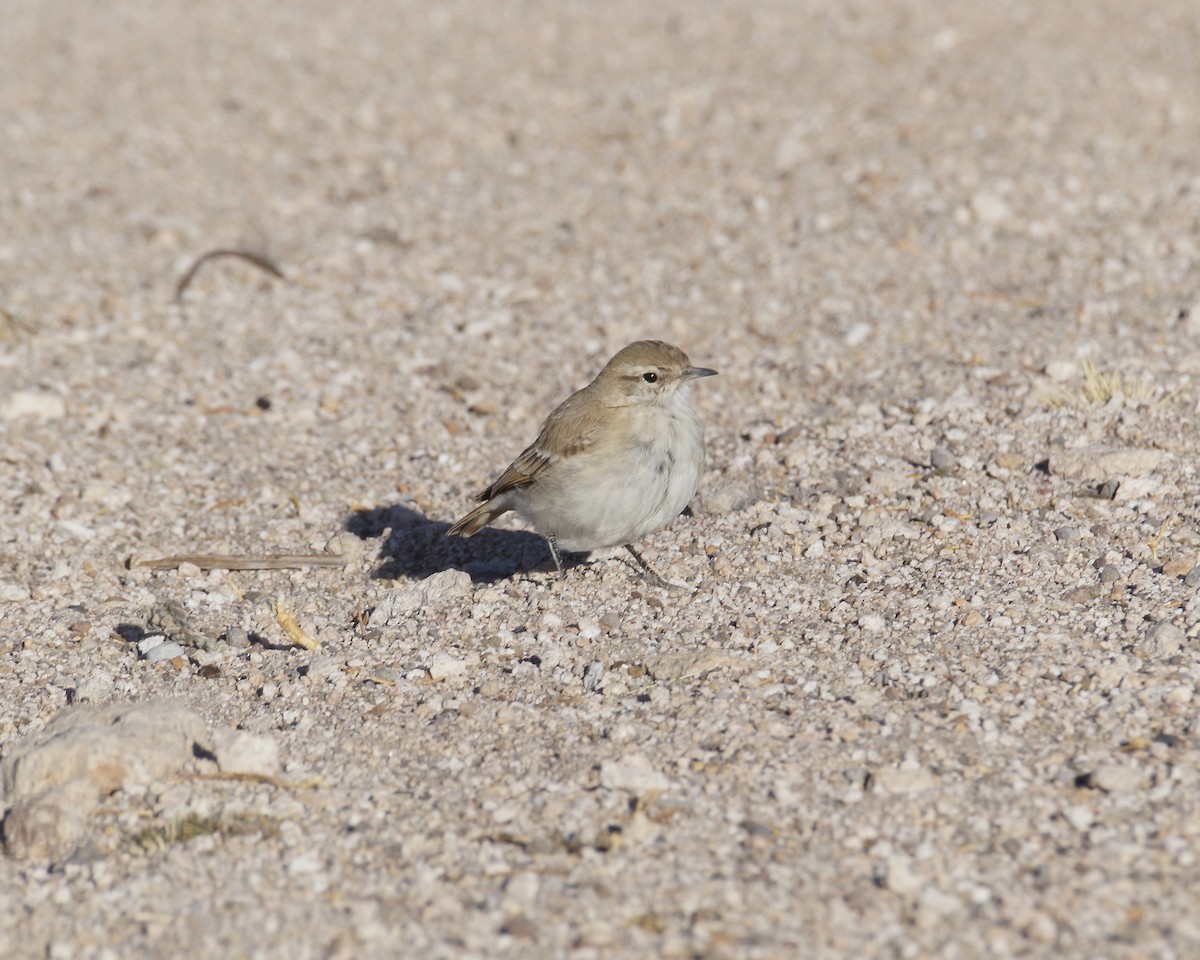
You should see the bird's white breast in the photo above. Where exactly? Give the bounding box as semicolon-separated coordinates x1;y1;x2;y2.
516;387;705;552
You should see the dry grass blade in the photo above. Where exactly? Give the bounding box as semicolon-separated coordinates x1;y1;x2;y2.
1147;514;1176;564
127;810;281;855
1079;358;1153;404
1037;359;1154;408
184;771;326;789
269;597;320;651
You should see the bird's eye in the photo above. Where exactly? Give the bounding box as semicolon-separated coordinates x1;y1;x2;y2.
642;371;658;383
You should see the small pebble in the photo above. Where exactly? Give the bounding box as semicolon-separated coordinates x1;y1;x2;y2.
225;627;251;648
73;672;115;702
971;191;1011;224
740;819;774;838
210;728;281;777
959;609;986;628
881;855;922;895
915;887;962;928
582;661;604;691
500;914;538;940
872;765;938;794
1085;764;1144;794
599;757;671;794
1044;359;1078;383
930;447;958;474
1142;621;1185;658
1062;805;1094;831
1161;557;1194;578
136;635;167;657
304;656;342;681
2;388;66;420
429;653;467;680
286;850;323;876
577;619;601;641
0;581;31;603
144;641;186;662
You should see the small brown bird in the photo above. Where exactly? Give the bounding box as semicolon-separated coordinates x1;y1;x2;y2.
447;340;717;582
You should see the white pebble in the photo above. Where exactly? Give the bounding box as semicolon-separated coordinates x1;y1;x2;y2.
1044;360;1078;383
2;388;66;420
1089;764;1144;793
429;653;467;680
136;635;167;656
971;191;1011;224
1062;805;1094;831
286;850;323;876
142;643;184;662
0;581;30;602
600;757;671;794
210;728;281;777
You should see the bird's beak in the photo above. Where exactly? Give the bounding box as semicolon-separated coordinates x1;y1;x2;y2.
684;366;718;380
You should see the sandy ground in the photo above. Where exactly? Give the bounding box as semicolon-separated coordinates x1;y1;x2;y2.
2;1;1200;957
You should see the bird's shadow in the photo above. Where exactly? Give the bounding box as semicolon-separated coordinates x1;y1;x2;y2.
345;504;580;583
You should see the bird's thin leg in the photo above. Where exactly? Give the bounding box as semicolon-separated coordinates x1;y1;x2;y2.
546;536;566;579
624;545;678;590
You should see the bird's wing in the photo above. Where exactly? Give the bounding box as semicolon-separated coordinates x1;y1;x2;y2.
475;391;599;502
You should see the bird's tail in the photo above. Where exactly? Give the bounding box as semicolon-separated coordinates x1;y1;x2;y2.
447;501;509;538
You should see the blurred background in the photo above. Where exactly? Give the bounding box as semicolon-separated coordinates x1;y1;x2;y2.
6;1;1200;546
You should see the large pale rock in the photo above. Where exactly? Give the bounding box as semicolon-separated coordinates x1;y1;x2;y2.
645;650;743;682
2;780;99;860
1;700;208;805
1048;446;1164;483
370;569;472;623
1;700;210;859
208;728;281;778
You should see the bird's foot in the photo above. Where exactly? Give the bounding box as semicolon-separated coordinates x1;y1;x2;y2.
624;545;689;592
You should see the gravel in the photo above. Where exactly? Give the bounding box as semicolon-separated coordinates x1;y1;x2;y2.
3;0;1200;957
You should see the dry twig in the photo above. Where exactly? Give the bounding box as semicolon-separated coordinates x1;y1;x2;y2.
175;248;284;301
131;553;347;571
